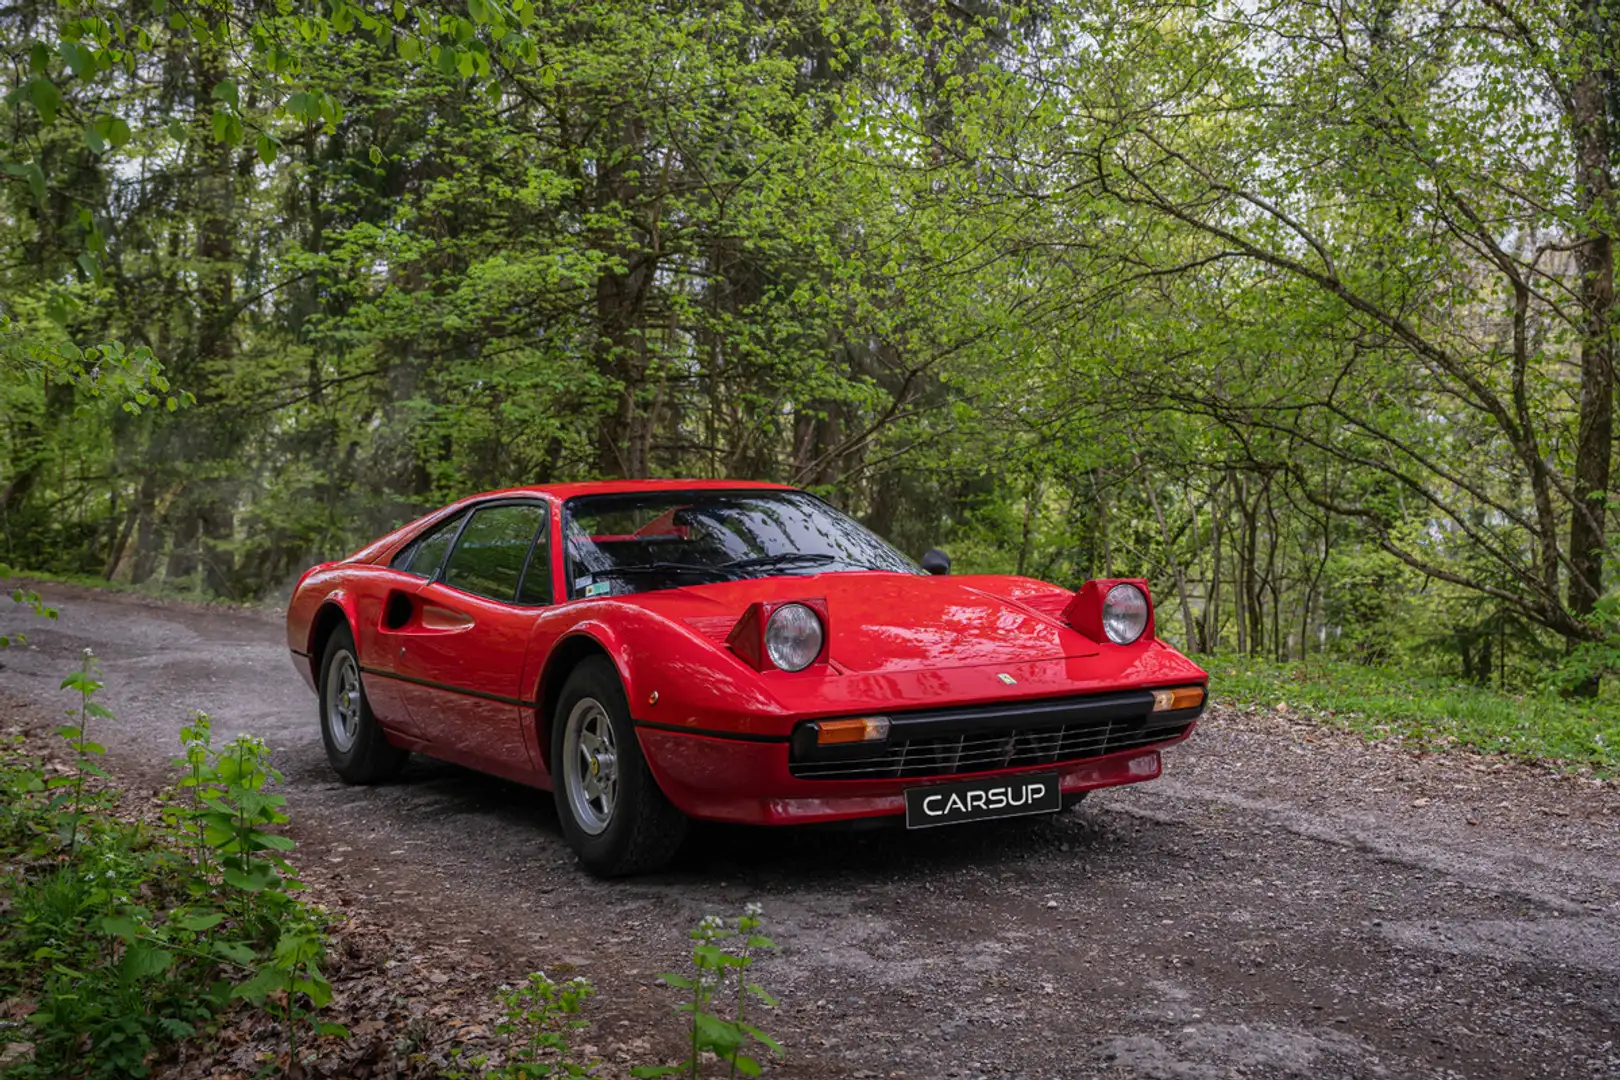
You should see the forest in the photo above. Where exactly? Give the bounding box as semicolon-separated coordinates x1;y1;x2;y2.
4;0;1620;700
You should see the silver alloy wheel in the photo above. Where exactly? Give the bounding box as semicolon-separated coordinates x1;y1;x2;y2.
563;696;618;836
325;650;362;753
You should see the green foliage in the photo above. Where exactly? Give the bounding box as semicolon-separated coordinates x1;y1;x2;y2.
443;910;782;1080
1553;595;1620;696
0;741;46;853
447;973;597;1079
0;316;187;416
0;682;342;1078
1207;654;1620;770
54;651;112;856
636;906;783;1080
489;974;595;1079
0;565;58;649
6;0;1620;699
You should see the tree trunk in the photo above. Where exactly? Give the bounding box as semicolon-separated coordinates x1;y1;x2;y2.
1231;495;1248;656
161;18;240;593
1238;477;1264;657
1016;478;1040;577
590;102;651;479
1091;467;1111;579
594;264;643;479
1264;482;1283;661
104;502;138;580
129;471;163;585
1565;3;1616;694
1206;505;1225;652
1136;456;1198;650
166;512;200;584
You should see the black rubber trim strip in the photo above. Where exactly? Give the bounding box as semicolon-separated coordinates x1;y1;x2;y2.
358;665;537;709
871;689;1157;739
789;689;1179;764
633;719;790;743
1145;703;1205;725
290;648;311;659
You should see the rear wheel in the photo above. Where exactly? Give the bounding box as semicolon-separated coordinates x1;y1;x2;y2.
318;625;409;784
551;657;686;876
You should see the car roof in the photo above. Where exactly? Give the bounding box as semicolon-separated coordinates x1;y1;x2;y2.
467;478;800;502
344;479;805;566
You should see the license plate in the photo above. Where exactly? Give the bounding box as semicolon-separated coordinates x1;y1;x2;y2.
904;773;1062;829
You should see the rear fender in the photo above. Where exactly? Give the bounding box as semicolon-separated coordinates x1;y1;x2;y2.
289;586;363;690
308;588;362;655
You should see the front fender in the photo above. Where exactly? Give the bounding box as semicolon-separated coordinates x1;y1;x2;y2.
526;605;793;739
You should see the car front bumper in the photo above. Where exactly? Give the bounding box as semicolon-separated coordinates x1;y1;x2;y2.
634;719;1195;826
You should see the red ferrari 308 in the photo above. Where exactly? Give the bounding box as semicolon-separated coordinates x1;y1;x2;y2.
286;479;1207;875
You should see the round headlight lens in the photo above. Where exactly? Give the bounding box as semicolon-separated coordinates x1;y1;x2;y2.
1102;583;1149;645
765;603;824;671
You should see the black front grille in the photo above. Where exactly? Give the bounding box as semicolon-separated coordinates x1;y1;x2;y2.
788;690;1196;781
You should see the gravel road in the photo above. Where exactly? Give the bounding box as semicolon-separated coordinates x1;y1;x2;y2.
2;584;1617;1079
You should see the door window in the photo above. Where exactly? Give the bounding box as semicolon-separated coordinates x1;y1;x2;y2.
392;512;464;578
441;503;547;603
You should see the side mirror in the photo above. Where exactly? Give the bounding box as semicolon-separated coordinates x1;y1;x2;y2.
921;549;951;576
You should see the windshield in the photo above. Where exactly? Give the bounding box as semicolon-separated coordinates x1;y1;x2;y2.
561;489;920;599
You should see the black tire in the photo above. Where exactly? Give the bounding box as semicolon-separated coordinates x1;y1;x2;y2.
318;624;409;784
550;656;687;876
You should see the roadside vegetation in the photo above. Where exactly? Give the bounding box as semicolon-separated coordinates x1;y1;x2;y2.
0;646;782;1078
0;654;345;1078
1206;655;1620;772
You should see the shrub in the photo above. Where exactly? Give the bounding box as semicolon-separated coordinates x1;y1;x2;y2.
0;666;343;1079
637;905;783;1080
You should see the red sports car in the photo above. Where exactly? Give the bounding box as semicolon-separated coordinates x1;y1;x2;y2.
286;480;1206;875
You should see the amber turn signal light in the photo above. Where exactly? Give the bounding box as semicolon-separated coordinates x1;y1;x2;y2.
814;717;891;745
1151;686;1204;712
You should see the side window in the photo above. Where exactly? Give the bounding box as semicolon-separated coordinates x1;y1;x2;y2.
441;503;546;602
516;513;552;606
391;513;464;578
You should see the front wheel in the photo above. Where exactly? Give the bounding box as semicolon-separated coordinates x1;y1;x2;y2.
318;624;409;784
551;657;686;876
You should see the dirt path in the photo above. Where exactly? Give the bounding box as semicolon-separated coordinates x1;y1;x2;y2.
2;584;1617;1079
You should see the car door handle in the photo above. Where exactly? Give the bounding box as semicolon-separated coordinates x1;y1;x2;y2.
418;603;475;631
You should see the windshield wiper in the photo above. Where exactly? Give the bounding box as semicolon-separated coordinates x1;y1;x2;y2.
720;552;840;573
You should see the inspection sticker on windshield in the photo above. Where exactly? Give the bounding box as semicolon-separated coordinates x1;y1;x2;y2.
584;581;611;598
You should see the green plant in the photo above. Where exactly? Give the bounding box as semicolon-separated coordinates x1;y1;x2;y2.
0;570;57;648
163;713;218;880
196;734;301;930
1205;652;1620;769
501;973;596;1079
0;738;46;852
636;906;782;1080
444;973;595;1079
9;841;213;1078
0;687;345;1078
53;649;113;857
189;732;347;1071
231;915;347;1073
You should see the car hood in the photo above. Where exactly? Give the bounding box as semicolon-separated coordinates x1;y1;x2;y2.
619;571;1095;674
